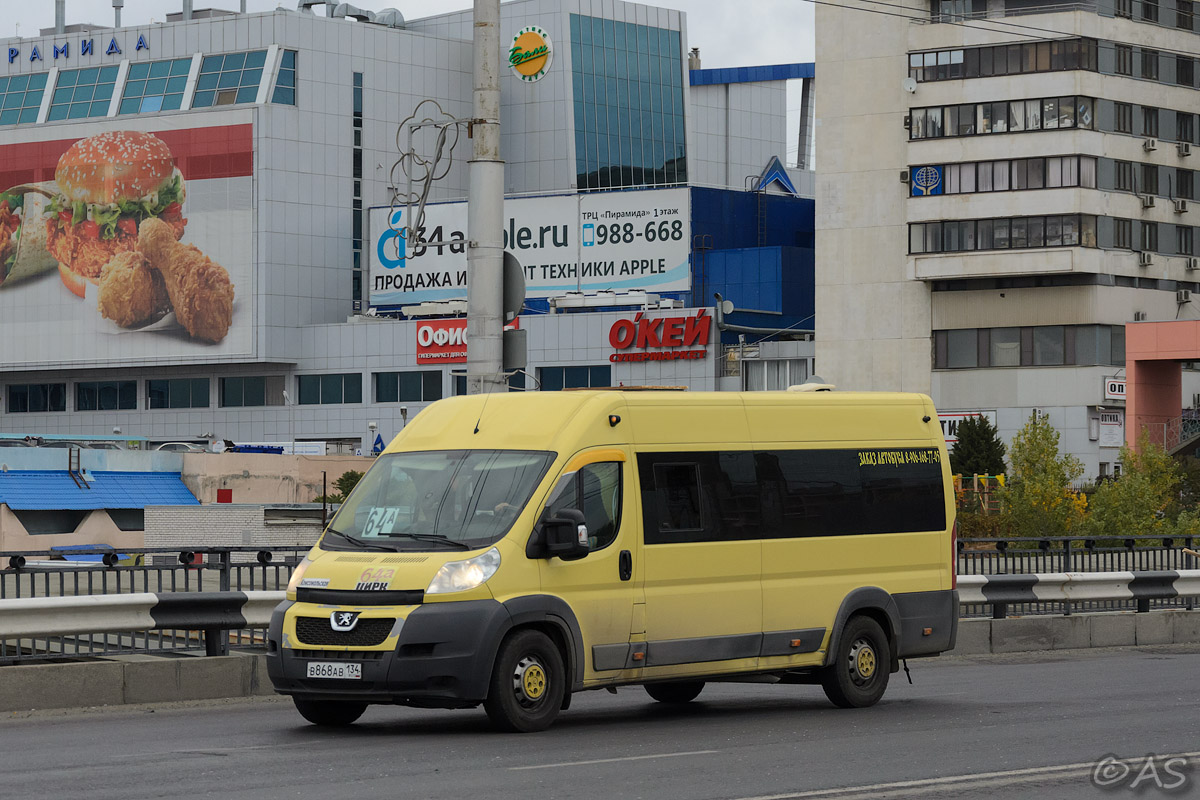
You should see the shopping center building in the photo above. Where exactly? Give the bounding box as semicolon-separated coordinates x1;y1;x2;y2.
0;1;815;452
816;0;1200;477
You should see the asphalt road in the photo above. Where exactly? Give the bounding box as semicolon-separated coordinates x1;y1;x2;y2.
2;646;1199;800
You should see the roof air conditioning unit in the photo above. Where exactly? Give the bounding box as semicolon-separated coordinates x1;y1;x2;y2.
1180;141;1193;157
1178;289;1193;304
1139;250;1154;266
1144;138;1158;152
1188;257;1199;271
1142;194;1156;209
903;114;911;128
1135;310;1148;320
900;169;911;183
1175;198;1189;213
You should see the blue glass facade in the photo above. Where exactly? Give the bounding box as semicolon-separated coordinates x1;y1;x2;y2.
569;14;686;190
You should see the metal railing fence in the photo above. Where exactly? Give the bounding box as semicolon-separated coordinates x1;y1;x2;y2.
0;546;307;664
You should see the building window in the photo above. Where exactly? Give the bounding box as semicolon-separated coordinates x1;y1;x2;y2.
1141;49;1159;80
351;71;363;310
744;359;809;390
538;366;611;391
1180;0;1195;29
946;329;978;368
1141;222;1159;252
1179;56;1195;87
570;14;686;190
910;39;1096;83
1179;226;1195;255
48;66;119;121
374;371;442;403
1114;218;1133;249
1180;169;1195;200
910;215;1097;254
1115;161;1134;191
910;96;1092;140
297;373;362;405
1033;327;1065;365
1142;106;1159;138
76;381;137;411
1142;163;1159;196
271;50;297;105
1115;44;1133;76
118;58;191;114
1144;0;1159;21
911;156;1096;197
1179;113;1196;145
220;376;267;407
0;73;48;125
191;50;267;108
937;325;1126;369
147;378;209;409
990;328;1021;366
1115;102;1133;134
7;383;66;413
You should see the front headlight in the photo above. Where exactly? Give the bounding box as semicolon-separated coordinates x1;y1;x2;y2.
286;557;312;595
426;547;501;595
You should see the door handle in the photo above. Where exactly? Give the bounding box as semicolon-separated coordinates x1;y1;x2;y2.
619;550;632;581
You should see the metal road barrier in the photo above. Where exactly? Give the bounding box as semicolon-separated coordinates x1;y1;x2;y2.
959;571;1200;619
959;536;1200;576
0;590;284;658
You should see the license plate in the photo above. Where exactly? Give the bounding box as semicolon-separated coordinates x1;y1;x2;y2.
306;661;362;680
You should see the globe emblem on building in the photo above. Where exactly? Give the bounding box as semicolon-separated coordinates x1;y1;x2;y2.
913;166;941;195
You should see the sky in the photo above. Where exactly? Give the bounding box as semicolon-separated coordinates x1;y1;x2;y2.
4;1;815;163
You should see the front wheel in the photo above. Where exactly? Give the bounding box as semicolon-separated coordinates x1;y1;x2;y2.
820;616;891;709
292;697;368;727
484;629;566;732
644;681;705;704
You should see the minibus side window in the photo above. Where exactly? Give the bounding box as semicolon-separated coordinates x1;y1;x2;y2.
652;463;704;533
544;462;623;551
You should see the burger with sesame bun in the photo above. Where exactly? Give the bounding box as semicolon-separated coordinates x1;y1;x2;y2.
45;130;186;297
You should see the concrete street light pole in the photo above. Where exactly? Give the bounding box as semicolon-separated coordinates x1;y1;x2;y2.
465;0;506;395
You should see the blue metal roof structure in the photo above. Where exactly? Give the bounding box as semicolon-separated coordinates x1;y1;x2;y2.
0;471;199;510
689;62;814;86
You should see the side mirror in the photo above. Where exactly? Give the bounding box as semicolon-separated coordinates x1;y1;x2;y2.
530;508;589;560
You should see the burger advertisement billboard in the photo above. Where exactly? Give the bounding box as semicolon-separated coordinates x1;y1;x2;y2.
0;122;252;367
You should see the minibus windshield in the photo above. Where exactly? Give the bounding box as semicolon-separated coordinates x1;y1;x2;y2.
324;450;555;550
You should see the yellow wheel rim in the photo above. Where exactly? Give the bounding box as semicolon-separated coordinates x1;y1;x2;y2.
522;664;546;699
847;638;878;685
857;647;876;678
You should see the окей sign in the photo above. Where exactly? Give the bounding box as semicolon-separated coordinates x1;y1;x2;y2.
608;310;711;363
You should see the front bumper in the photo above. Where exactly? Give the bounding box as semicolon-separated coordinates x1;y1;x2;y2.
267;598;510;707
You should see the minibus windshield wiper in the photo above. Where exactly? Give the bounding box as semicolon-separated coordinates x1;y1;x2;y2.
322;528;394;552
375;532;472;550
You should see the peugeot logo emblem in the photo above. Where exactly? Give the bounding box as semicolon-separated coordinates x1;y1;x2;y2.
330;611;360;632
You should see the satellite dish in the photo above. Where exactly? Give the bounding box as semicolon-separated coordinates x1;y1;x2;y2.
901;77;917;94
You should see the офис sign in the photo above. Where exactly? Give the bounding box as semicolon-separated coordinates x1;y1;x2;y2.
369;187;690;307
415;317;519;363
608;309;711;362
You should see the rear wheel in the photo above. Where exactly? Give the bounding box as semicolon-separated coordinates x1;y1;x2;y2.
484;629;566;733
292;697;368;727
644;681;705;704
820;616;891;709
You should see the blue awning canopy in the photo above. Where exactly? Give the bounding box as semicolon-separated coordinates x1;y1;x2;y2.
0;471;199;510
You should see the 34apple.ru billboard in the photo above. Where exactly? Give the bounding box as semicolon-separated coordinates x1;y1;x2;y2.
0;122;253;367
368;187;690;307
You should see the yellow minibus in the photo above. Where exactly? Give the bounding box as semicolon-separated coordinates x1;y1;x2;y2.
267;389;958;732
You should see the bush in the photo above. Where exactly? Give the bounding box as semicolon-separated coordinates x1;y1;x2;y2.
335;470;365;498
1086;433;1181;539
950;415;1007;477
1001;411;1086;537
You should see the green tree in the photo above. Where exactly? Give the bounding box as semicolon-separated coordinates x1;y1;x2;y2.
1086;434;1181;539
335;470;365;498
949;415;1007;477
1002;411;1086;537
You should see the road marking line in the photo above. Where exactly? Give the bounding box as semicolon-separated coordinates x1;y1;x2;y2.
510;749;719;770
726;751;1200;800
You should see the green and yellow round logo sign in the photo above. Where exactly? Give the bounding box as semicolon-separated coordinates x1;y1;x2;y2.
510;26;553;82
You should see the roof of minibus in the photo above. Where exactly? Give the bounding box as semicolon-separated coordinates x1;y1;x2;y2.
383;390;940;455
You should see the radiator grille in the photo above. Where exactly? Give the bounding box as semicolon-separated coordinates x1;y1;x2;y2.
294;617;395;647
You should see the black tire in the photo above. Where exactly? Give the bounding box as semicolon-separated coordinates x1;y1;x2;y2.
644;681;705;704
820;615;891;709
484;629;566;733
292;697;368;727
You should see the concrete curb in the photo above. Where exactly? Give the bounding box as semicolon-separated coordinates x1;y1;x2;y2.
0;651;273;713
947;610;1200;656
3;610;1199;713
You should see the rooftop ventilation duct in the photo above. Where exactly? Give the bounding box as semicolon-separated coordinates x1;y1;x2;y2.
56;0;67;34
374;8;405;27
332;3;374;22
